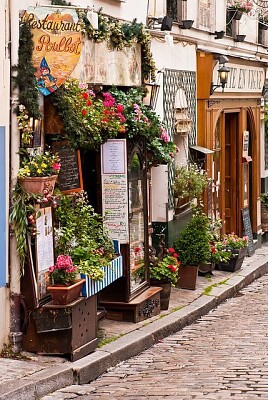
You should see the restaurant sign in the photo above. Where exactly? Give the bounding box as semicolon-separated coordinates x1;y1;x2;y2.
213;62;265;93
22;7;82;95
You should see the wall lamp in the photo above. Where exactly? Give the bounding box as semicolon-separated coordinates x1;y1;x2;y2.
210;56;230;95
147;16;173;31
143;82;160;110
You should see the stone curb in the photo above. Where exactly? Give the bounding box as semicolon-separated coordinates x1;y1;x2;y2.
2;256;268;398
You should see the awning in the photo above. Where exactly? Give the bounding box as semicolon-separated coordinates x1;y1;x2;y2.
189;145;214;155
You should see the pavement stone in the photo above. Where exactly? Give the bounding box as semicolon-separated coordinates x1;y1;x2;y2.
1;243;268;399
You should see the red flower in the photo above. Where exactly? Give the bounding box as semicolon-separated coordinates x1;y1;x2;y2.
87;99;92;106
211;247;216;253
82;109;87;116
168;265;177;273
102;118;109;123
82;92;89;100
117;104;124;113
134;247;141;253
173;252;178;259
168;247;175;253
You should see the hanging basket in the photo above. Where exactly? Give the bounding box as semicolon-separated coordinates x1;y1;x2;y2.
228;7;243;20
18;175;58;195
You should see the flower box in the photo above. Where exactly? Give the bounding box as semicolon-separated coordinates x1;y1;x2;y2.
81;255;123;297
216;247;248;272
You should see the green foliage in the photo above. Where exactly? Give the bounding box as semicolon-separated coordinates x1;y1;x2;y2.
12;21;40;119
174;209;212;266
54;192;115;281
261;192;268;206
173;163;208;201
222;233;248;250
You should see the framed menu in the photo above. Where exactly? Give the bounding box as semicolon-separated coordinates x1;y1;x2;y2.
35;206;54;299
101;139;129;243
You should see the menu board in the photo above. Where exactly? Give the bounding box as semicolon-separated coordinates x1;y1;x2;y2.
52;141;83;193
35;206;54;299
101;139;129;243
242;207;255;256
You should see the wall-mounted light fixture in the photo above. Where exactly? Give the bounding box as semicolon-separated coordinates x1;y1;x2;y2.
147;16;173;31
179;19;194;29
210;55;230;95
235;34;246;42
143;82;160;110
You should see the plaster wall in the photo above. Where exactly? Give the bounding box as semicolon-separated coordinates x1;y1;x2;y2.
0;0;10;349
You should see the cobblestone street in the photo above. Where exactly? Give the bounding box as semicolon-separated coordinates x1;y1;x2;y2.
42;274;268;400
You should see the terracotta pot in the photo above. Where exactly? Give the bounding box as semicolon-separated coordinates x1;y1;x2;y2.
18;175;58;195
150;279;171;310
176;264;198;290
47;279;85;305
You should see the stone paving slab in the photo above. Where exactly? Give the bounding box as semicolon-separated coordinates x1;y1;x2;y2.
1;244;268;399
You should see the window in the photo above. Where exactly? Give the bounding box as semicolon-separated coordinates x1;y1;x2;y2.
166;0;186;22
226;8;237;37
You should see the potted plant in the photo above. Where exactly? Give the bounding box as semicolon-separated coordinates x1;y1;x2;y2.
174;209;212;289
47;255;85;305
17;148;61;195
173;163;208;210
227;0;253;19
54;191;120;296
216;233;248;272
261;192;268;232
132;242;179;310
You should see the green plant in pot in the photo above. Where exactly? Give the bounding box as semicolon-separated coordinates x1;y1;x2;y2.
173;163;208;209
54;191;115;282
174;208;211;289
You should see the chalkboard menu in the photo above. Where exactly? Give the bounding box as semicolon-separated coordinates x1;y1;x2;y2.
241;207;255;256
52;142;83;193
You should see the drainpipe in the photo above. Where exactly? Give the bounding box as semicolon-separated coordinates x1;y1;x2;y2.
9;0;23;353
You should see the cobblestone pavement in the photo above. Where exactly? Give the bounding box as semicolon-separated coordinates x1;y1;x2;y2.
42;274;268;400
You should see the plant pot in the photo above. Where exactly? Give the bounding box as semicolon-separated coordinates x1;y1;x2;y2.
176;264;198;290
198;262;215;275
18;175;58;195
228;7;243;20
47;279;85;305
259;18;268;30
261;203;268;232
150;279;171;310
215;247;247;272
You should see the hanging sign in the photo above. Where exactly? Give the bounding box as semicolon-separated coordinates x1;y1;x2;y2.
101;139;129;244
22;7;82;95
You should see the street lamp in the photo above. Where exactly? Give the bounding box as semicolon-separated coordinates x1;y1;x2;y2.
210;56;230;95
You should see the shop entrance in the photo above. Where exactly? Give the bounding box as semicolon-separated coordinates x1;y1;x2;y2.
223;112;239;234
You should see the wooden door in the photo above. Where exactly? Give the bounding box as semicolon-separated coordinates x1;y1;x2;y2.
224;113;239;233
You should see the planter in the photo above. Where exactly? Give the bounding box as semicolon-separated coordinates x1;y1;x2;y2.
47;279;85;305
216;247;248;272
150;279;171;310
81;255;123;297
198;262;215;275
261;203;268;232
18;175;58;195
228;8;243;20
176;264;198;290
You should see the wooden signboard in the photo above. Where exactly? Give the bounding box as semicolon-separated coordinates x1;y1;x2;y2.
241;207;255;256
52;141;83;194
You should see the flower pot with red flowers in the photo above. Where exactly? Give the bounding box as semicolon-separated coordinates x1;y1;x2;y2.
149;247;180;310
47;255;85;305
